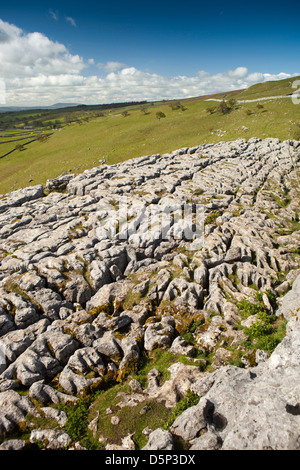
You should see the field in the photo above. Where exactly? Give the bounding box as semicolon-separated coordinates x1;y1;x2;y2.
0;76;299;194
234;75;300;100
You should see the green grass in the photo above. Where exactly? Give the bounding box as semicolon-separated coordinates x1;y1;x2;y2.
85;352;200;450
234;292;287;358
234;75;300;100
242;312;287;354
1;75;300;194
162;390;199;430
90;393;170;449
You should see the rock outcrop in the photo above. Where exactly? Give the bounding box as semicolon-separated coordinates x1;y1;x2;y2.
0;137;299;450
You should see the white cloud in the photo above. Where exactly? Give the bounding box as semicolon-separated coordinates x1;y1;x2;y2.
227;67;248;78
65;16;77;27
0;79;5;104
0;18;22;44
0;19;85;80
98;61;127;73
0;19;298;107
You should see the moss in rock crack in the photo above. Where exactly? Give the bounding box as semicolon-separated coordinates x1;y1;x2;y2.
181;316;206;345
75;256;94;289
121;290;143;311
269;192;292;208
205;211;221;225
0;250;14;259
3;279;42;313
230;289;288;360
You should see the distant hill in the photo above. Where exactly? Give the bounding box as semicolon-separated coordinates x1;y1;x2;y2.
49;103;82;109
0;101;148;115
0;103;81;112
1;75;299;114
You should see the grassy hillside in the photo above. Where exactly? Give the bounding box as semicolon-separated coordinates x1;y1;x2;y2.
0;76;299;194
233;75;300;100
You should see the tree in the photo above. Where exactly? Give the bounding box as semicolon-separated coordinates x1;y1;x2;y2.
35;133;49;143
170;101;181;110
15;144;25;151
156;111;166;121
217;100;231;115
217;99;237;115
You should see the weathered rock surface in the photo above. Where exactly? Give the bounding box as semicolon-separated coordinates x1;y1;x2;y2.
29;429;71;450
0;137;299;449
0;390;39;439
142;428;174;450
170;275;300;450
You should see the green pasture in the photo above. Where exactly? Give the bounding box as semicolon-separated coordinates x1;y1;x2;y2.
0;76;299;195
235;75;300;100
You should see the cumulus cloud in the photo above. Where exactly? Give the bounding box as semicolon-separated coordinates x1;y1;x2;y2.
98;61;127;73
0;18;298;107
0;19;85;80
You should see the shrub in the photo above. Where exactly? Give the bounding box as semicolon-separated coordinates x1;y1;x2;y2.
217;99;237;115
156;111;166;121
15;144;25;151
170;101;181;110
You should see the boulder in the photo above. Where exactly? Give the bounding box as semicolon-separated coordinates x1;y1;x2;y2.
170;398;212;441
169;336;196;357
0;390;39;439
29;381;78;404
59;347;105;395
30;429;71;450
0;185;44;215
86;279;133;313
276;275;300;321
142;428;174;450
0;439;27;450
144;316;175;351
1;327;78;387
145;362;205;408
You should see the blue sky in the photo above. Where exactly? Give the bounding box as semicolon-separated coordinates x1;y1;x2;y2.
0;0;299;105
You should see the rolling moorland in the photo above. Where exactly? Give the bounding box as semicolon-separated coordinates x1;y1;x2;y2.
0;75;299;195
0;76;299;451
